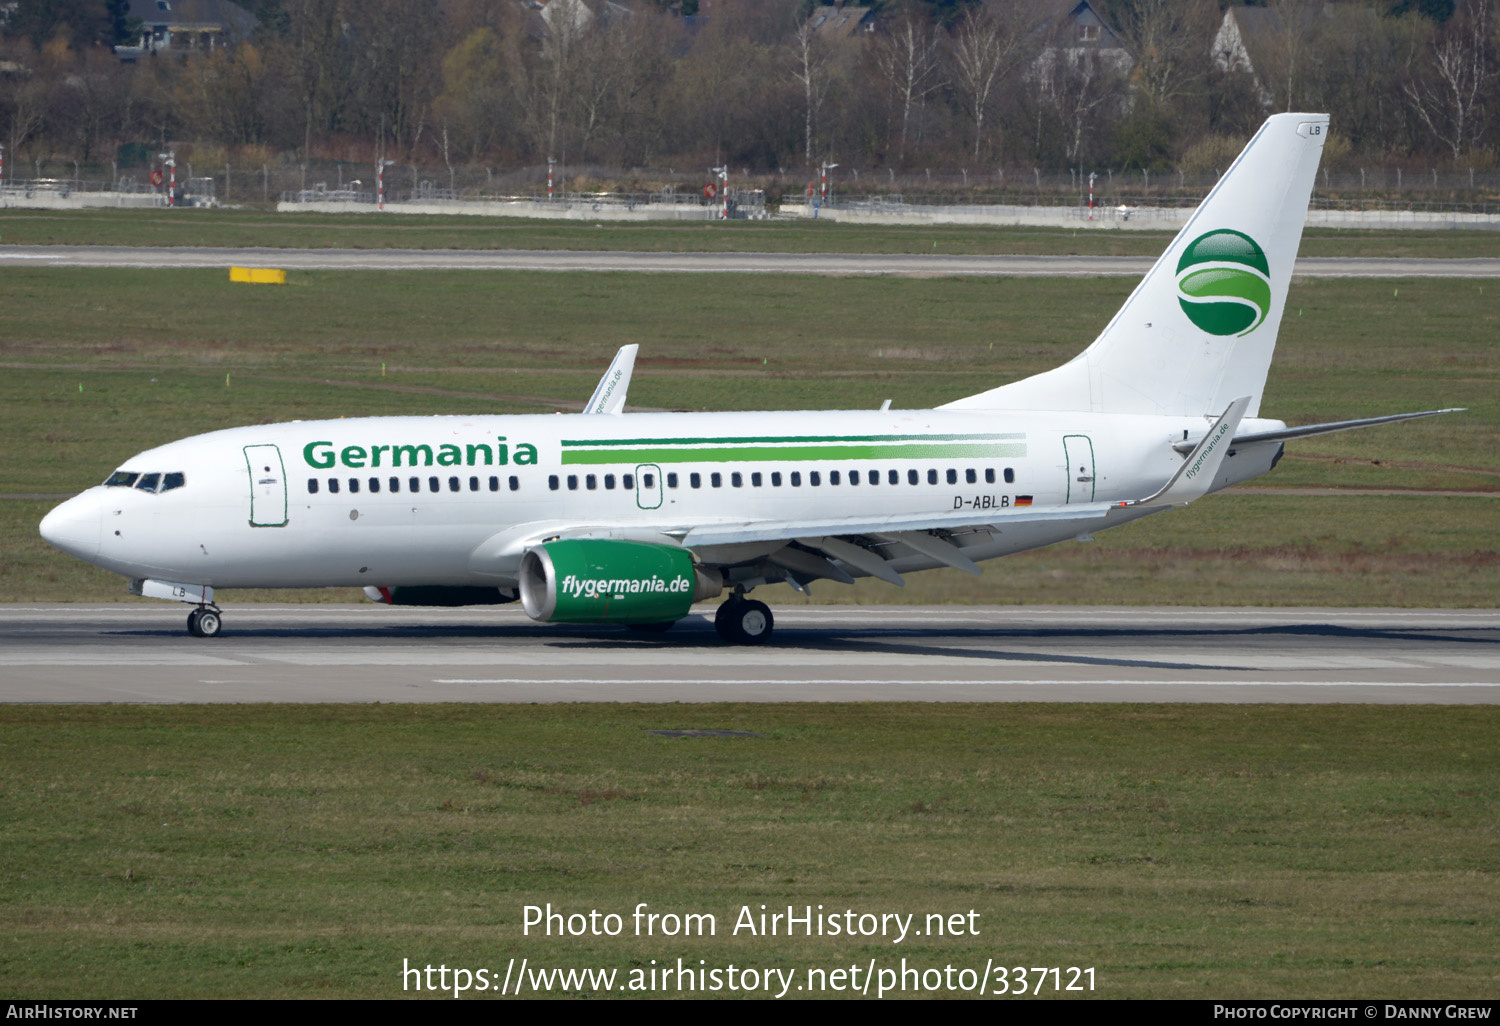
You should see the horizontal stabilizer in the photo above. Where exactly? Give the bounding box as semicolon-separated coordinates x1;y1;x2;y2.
1176;407;1465;452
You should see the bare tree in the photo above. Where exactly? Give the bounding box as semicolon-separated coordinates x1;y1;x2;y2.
1403;0;1496;160
1111;0;1216;113
790;11;832;165
875;3;945;163
950;2;1031;161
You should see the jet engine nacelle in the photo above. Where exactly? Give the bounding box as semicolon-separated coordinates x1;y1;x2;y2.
519;539;722;624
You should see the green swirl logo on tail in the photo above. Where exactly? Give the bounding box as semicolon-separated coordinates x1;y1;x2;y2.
1176;229;1271;336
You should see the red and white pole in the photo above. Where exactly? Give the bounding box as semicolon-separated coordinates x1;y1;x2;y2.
167;152;176;207
1088;171;1096;221
719;169;727;220
377;161;384;211
547;158;555;202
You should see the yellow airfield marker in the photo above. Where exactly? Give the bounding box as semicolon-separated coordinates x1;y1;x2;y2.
229;267;286;285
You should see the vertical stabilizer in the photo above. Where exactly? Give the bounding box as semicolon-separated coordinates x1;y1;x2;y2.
943;113;1328;417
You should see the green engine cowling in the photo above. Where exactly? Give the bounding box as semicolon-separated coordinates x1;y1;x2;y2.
519;539;722;624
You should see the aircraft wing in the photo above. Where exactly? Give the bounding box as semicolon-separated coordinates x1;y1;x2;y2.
684;397;1252;584
681;501;1141;583
681;501;1123;549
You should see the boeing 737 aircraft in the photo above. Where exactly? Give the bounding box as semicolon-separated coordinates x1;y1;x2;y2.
40;114;1457;643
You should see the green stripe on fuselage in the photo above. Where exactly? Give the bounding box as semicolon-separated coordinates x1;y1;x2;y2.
561;442;1027;465
561;433;1025;447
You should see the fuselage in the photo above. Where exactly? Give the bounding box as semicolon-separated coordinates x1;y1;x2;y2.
40;407;1286;591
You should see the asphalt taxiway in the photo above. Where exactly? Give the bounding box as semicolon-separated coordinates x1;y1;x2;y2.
2;604;1496;704
2;246;1499;277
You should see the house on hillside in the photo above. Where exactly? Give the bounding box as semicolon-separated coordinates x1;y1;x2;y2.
809;4;875;43
114;0;257;60
1027;0;1133;85
1213;4;1325;112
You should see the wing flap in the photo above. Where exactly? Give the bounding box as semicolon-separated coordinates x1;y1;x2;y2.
681;501;1121;550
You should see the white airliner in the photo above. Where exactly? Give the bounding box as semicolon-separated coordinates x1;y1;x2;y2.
40;113;1457;643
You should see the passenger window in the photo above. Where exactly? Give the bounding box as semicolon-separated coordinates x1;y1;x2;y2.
829;470;840;485
888;469;899;485
928;469;938;485
448;476;460;492
308;478;319;494
369;477;380;493
509;476;520;491
946;469;957;485
1005;468;1015;484
586;474;597;490
469;476;479;491
489;476;499;492
623;474;634;489
390;477;400;492
850;470;860;485
790;472;801;487
751;472;762;487
771;472;782;487
667;472;678;488
690;473;701;489
809;471;821;486
908;469;919;485
985;468;995;484
105;471;139;487
869;470;879;487
349;478;360;493
567;475;579;490
711;472;722;488
549;475;560;491
731;472;742;487
329;478;340;494
428;476;440;492
135;473;160;492
161;472;185;492
410;477;420;492
965;468;977;484
604;474;616;490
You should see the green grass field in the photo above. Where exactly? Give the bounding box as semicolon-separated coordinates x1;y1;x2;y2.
2;267;1495;606
3;206;1498;258
2;229;1498;1000
2;703;1497;999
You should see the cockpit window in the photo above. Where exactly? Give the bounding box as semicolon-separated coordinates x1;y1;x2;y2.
105;471;139;487
135;473;161;492
160;472;186;492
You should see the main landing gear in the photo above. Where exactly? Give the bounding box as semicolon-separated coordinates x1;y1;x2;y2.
714;595;774;645
186;605;223;638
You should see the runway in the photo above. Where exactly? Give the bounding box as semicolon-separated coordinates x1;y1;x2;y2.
2;604;1496;704
2;246;1499;277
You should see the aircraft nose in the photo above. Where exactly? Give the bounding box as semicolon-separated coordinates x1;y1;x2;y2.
40;491;102;561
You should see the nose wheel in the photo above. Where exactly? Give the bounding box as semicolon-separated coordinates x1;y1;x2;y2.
714;596;774;645
187;606;223;638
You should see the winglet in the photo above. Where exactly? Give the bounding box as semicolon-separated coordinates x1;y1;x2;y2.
1130;396;1251;508
582;344;638;415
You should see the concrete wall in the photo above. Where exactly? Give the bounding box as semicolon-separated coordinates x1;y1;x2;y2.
277;198;721;221
780;202;1500;231
0;190;161;210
